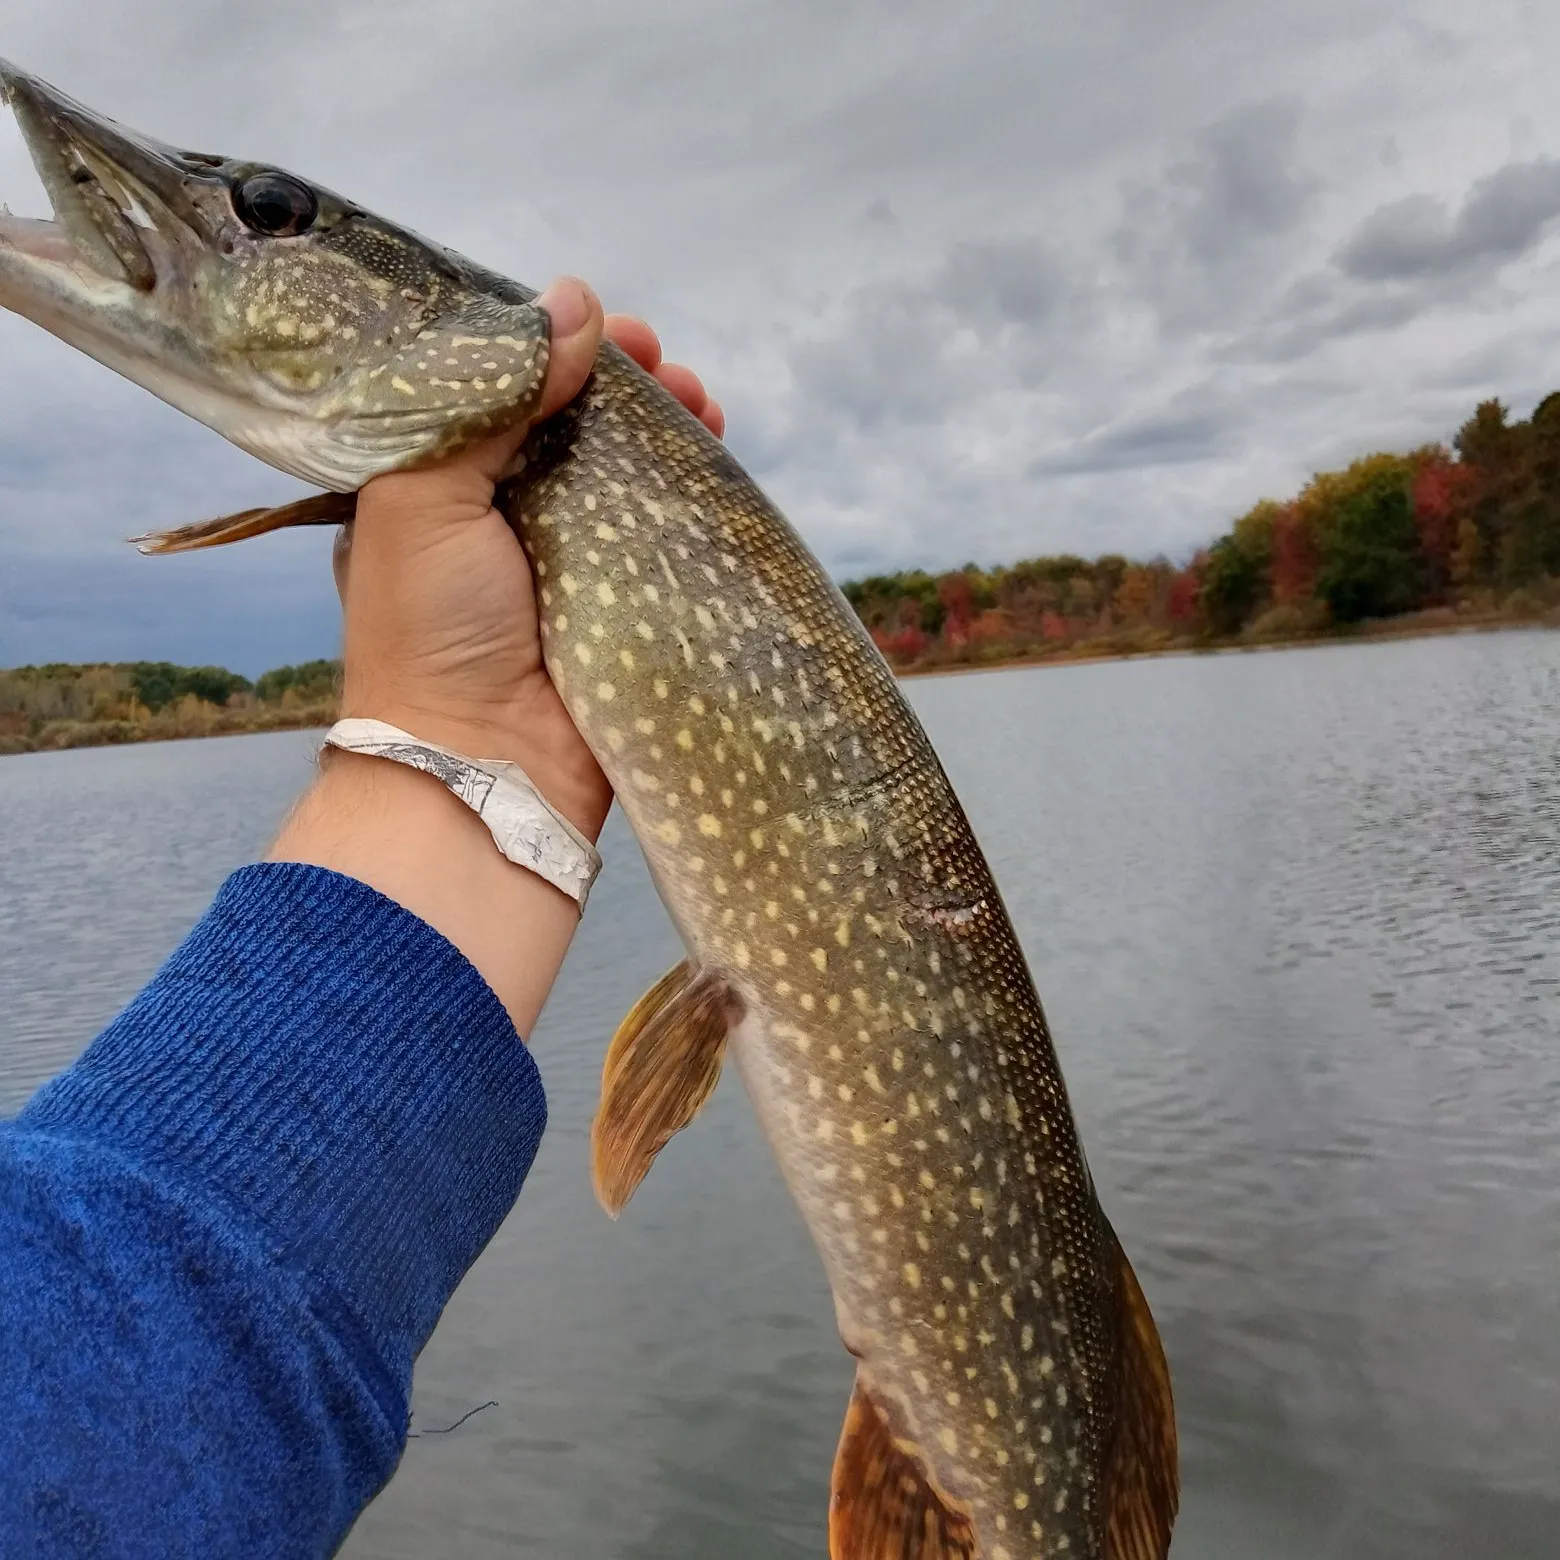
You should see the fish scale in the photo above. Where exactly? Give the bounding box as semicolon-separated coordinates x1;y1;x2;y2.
0;57;1177;1560
513;345;1137;1557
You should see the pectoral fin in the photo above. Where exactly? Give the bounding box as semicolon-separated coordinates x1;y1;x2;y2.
590;960;739;1217
1102;1222;1179;1560
131;491;356;554
829;1373;976;1560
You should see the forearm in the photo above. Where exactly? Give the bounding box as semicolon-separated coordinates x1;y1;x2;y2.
2;864;547;1557
268;744;603;1036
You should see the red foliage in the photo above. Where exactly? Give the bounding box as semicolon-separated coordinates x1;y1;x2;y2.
1166;559;1203;625
1270;503;1316;603
938;574;975;643
872;624;931;662
1039;611;1070;642
967;609;1012;645
1411;457;1475;589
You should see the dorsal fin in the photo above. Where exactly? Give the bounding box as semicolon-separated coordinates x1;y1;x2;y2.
1102;1223;1179;1560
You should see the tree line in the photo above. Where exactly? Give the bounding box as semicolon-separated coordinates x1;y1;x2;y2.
5;388;1559;753
844;394;1560;669
0;660;340;754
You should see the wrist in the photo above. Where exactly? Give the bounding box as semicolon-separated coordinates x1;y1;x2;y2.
336;689;612;843
269;750;584;1033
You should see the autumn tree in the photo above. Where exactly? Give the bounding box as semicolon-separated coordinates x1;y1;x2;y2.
1314;465;1423;621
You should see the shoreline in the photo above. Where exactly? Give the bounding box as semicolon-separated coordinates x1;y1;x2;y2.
3;613;1557;757
895;610;1560;681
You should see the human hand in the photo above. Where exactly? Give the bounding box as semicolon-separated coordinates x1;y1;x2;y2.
333;278;726;842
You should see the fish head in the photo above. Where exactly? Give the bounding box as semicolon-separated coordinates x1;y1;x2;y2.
0;58;551;491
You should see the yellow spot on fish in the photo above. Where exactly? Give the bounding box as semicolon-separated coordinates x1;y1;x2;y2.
655;821;681;845
619;650;635;670
654;679;669;699
596;683;616;702
676;730;694;750
574;645;593;666
697;814;722;837
770;949;788;967
902;1263;921;1289
391;374;416;395
597;582;617;606
810;948;827;973
938;1429;957;1455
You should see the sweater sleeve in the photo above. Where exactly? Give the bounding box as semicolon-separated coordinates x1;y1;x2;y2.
0;862;548;1560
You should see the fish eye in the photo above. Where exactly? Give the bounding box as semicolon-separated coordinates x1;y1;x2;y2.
231;172;318;238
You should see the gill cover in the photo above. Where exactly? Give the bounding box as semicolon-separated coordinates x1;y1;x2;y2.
0;57;553;493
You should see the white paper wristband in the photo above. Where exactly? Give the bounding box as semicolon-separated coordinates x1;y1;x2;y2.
322;718;602;912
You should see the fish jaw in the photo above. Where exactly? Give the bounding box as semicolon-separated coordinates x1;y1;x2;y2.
0;58;554;491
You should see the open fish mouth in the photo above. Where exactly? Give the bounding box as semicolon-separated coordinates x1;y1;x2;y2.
0;57;204;293
0;57;559;497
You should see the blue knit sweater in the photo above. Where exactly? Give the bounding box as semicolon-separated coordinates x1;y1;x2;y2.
0;863;548;1558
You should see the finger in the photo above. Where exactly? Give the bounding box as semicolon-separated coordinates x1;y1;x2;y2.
604;314;662;374
701;399;726;439
534;277;605;422
653;361;709;420
445;278;607;487
332;521;354;605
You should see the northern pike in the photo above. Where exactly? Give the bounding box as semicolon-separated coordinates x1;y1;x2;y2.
0;60;1177;1559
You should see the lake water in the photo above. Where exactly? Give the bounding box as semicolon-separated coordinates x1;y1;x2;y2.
2;631;1557;1558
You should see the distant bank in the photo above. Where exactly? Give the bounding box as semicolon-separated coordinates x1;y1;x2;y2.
8;381;1560;754
0;660;337;758
4;605;1555;758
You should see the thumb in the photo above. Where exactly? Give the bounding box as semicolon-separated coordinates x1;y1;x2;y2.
533;277;605;421
463;276;603;483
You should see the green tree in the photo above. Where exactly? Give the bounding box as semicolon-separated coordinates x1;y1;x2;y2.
1314;467;1423;621
255;660;341;704
126;661;250;710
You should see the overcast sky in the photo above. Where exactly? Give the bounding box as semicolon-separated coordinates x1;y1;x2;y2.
4;0;1560;673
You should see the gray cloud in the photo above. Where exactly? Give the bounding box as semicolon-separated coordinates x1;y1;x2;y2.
1114;98;1315;328
1034;410;1230;478
3;0;1560;669
1337;160;1560;282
